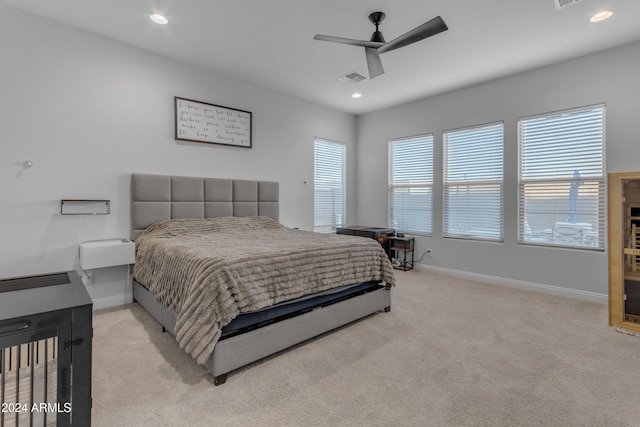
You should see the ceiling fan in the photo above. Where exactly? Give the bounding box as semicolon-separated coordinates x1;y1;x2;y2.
314;12;448;79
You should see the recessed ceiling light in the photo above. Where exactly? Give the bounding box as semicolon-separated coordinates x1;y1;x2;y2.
150;14;168;25
352;93;362;99
590;10;613;23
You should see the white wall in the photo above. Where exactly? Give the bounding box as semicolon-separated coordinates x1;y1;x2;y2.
0;6;356;304
356;40;640;299
4;4;640;306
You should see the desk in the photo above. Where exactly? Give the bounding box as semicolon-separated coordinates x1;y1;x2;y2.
336;226;395;258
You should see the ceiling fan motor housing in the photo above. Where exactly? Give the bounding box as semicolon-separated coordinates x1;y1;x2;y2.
369;11;386;43
371;31;385;43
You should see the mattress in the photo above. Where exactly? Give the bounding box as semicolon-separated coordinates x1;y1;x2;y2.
219;281;384;337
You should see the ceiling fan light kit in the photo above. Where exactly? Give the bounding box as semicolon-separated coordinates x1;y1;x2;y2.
314;11;448;79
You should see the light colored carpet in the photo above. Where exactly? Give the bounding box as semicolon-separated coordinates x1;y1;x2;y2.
92;271;640;426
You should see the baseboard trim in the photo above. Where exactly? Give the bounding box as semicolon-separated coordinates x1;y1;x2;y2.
415;264;607;305
91;293;133;311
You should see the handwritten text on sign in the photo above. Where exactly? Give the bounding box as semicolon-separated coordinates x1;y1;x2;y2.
175;97;252;147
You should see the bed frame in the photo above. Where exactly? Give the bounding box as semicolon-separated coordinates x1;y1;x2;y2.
130;173;391;385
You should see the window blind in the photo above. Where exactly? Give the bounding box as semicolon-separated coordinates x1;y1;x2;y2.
314;138;346;233
388;134;433;234
443;123;504;241
518;105;605;249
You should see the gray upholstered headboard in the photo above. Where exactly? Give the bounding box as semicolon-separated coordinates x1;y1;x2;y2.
131;173;279;240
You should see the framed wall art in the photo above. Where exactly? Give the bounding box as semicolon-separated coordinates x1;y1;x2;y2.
174;97;252;148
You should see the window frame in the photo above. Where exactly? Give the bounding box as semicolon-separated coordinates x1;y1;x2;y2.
388;134;434;236
442;121;505;242
517;104;606;251
313;138;346;233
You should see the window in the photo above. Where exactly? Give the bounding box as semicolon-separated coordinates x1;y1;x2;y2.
518;105;605;249
314;138;345;233
388;134;433;235
443;123;504;241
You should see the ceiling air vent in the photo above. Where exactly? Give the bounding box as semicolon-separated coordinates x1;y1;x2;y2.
337;72;367;83
553;0;583;10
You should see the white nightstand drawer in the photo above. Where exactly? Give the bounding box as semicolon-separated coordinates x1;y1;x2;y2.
79;239;135;269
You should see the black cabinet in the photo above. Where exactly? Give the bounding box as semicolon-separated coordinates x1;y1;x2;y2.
0;271;92;426
336;226;395;258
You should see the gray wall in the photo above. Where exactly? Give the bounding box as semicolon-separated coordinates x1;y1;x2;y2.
0;6;356;285
356;40;640;298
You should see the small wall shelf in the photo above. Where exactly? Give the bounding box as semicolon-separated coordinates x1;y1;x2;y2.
60;199;110;215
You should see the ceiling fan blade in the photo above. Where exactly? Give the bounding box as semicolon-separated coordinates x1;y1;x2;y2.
314;34;385;49
365;47;385;79
378;16;448;54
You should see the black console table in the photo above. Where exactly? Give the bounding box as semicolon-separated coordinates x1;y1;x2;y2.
336;225;395;258
0;271;92;426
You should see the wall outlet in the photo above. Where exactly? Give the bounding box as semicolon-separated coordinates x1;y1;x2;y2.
426;248;432;256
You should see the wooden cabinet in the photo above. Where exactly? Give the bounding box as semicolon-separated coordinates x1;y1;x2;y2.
608;172;640;333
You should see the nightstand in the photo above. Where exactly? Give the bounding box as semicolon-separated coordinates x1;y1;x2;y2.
78;239;135;287
79;239;135;270
389;236;415;271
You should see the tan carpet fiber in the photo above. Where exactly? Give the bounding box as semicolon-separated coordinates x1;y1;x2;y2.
92;271;640;426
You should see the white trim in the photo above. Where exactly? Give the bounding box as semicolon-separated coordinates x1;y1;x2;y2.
415;264;607;305
90;293;133;311
615;327;640;338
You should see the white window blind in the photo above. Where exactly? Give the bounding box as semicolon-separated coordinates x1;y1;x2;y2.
443;123;504;241
518;105;605;250
314;138;346;233
388;135;433;234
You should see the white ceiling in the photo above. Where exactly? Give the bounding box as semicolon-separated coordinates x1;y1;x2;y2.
3;0;640;115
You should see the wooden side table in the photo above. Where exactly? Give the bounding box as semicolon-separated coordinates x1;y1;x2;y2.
389;236;415;271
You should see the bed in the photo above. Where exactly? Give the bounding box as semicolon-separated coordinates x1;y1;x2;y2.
130;173;394;384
